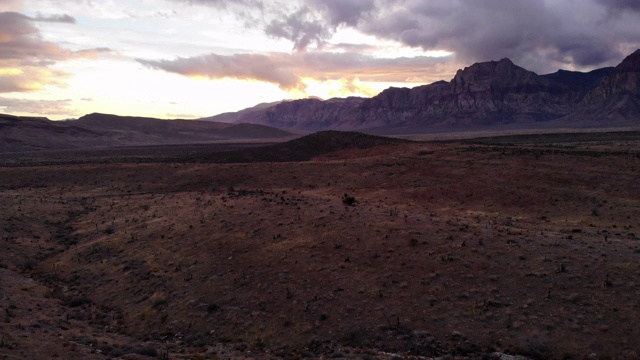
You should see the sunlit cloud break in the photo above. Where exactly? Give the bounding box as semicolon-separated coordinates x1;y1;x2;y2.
138;51;455;95
0;11;111;94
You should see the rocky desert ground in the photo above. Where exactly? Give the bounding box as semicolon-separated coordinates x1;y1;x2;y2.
1;131;639;359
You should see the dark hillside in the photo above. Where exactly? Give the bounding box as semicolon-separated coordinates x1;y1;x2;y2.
209;131;410;163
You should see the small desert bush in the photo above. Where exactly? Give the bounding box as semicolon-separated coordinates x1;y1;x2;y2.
342;194;356;206
64;296;91;308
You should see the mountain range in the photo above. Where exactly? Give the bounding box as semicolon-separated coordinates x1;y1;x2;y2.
208;49;640;133
2;49;639;152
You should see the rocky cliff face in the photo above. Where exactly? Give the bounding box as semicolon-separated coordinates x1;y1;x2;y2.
413;58;575;127
235;97;365;131
582;50;640;101
569;50;640;124
234;50;640;132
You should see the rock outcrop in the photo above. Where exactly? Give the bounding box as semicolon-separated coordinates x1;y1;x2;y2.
404;58;574;127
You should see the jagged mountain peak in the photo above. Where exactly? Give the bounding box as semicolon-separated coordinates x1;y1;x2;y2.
497;57;515;65
615;49;640;73
460;57;519;71
451;57;537;86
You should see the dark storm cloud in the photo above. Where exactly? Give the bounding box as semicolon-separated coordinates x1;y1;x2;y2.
596;0;640;12
355;0;640;73
168;0;640;74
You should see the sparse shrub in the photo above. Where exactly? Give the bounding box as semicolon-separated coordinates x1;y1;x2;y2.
71;336;98;348
104;225;115;235
409;238;418;247
97;344;115;356
207;303;219;313
123;345;158;357
5;305;16;319
158;348;170;360
342;194;356;206
0;335;8;348
108;349;124;357
510;333;552;360
65;296;91;308
152;298;168;309
20;259;36;271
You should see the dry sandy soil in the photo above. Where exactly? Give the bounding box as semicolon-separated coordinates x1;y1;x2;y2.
1;131;639;359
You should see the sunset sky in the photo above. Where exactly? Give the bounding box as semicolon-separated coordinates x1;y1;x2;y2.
1;0;640;120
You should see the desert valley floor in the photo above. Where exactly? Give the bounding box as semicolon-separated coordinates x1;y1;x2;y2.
1;131;640;359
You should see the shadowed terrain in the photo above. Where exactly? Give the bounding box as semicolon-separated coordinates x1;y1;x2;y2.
1;131;639;359
0;113;295;153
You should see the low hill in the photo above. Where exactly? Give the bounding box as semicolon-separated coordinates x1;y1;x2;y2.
72;113;293;142
0;114;104;153
0;113;294;153
204;131;410;163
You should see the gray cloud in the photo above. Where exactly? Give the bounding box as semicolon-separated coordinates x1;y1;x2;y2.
355;0;640;73
138;51;454;91
596;0;640;12
265;7;329;50
0;97;75;116
264;0;376;50
170;0;640;73
139;52;301;89
0;11;112;93
306;0;375;27
171;0;264;7
172;0;376;50
31;13;76;23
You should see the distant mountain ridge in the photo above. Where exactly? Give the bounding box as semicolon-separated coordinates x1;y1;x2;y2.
197;100;286;123
0;113;294;153
3;50;640;153
227;49;640;132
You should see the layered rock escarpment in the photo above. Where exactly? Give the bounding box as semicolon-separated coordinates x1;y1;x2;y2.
565;49;640;124
233;50;640;132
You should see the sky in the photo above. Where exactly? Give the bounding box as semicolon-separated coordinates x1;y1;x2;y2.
1;0;640;120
